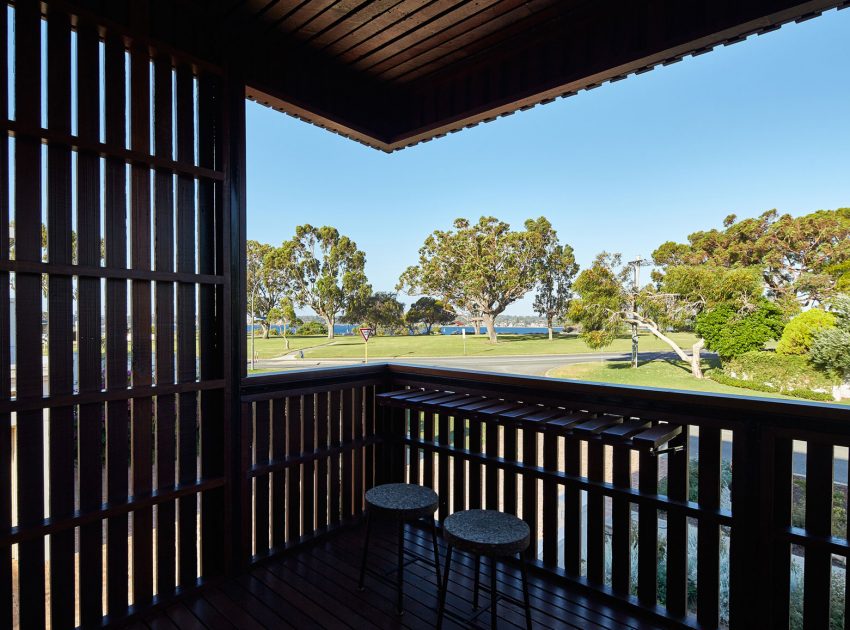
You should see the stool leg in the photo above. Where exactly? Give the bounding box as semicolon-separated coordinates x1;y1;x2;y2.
436;544;453;630
490;555;498;630
429;518;442;587
519;552;532;630
357;511;372;591
473;554;481;610
397;519;405;615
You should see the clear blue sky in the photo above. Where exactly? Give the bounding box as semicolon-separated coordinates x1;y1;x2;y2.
246;8;850;316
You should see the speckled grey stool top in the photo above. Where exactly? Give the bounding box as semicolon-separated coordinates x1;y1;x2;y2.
365;483;439;520
443;509;530;556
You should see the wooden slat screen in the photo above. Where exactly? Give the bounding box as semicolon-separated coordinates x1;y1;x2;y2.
244;383;380;559
1;4;228;627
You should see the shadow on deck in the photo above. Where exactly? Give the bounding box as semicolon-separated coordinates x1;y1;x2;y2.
132;522;662;630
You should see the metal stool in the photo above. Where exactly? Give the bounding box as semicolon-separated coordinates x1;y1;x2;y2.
358;483;441;615
437;509;533;630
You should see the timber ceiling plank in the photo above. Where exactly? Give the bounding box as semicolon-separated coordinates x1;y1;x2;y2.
370;0;558;81
331;0;472;64
318;0;442;58
308;0;408;50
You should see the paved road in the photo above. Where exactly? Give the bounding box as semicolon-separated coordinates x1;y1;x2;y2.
253;350;848;483
255;350;677;377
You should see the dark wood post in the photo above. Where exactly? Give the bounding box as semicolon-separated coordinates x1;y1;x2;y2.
222;68;249;575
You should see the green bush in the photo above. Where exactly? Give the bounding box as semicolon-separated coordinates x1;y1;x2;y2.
709;371;834;402
776;308;835;355
695;301;785;360
810;295;850;379
295;321;328;336
724;351;837;391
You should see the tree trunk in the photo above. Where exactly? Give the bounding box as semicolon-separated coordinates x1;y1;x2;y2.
424;323;432;335
282;324;290;350
691;338;705;379
325;316;335;339
261;322;270;339
483;313;498;343
547;315;554;341
629;314;705;379
472;321;481;336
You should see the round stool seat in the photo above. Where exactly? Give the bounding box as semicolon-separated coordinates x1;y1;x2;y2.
443;509;530;556
365;483;439;520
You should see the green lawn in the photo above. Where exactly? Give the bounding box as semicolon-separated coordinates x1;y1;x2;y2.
248;331;700;360
247;335;334;359
547;359;848;403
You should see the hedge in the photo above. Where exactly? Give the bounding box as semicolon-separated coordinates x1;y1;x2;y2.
709;371;834;402
723;350;837;391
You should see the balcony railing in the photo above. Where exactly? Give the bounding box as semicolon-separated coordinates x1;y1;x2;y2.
240;363;850;629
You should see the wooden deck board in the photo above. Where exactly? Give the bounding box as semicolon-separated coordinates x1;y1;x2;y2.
139;523;664;629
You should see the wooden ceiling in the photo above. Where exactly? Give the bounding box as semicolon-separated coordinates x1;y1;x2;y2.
74;0;849;151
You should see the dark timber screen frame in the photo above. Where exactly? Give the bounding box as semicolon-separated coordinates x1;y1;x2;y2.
1;0;849;628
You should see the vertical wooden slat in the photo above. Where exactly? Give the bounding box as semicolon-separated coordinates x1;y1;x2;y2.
254;402;270;556
153;48;176;597
0;1;9;622
46;8;75;628
542;428;558;567
329;390;341;525
14;2;46;625
563;434;582;576
316;391;329;529
770;436;793;628
342;389;354;517
803;441;834;629
423;410;435;491
437;412;449;522
522;425;539;560
353;387;364;515
271;398;286;548
175;60;198;588
586;439;604;584
408;408;420;485
452;414;465;513
302;393;315;535
485;418;498;510
665;428;689;616
468;417;482;509
77;22;104;623
503;420;518;515
301;394;316;536
287;396;302;544
130;36;154;607
637;446;658;606
697;427;721;627
104;31;130;618
198;71;225;579
611;443;631;595
364;385;376;492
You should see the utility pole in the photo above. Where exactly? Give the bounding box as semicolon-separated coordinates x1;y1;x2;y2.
626;256;651;368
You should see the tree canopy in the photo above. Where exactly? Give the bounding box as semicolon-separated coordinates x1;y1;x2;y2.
405;297;455;335
398;216;548;342
652;208;850;313
531;217;578;340
269;225;370;339
247;239;288;338
695;301;785;361
347;291;406;334
811;294;850;379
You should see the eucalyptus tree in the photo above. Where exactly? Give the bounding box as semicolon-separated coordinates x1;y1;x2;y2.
270;225;370;339
530;217;578;340
398;216;547;343
246;239;288;338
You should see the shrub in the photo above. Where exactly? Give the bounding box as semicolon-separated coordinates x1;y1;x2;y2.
709;371;834;402
776;308;835;355
695;301;785;360
810;294;850;379
295;321;328;336
724;351;837;391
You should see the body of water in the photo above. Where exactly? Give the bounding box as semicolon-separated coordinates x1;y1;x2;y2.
248;324;564;336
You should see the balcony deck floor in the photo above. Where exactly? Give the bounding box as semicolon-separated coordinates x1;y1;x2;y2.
132;522;662;630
